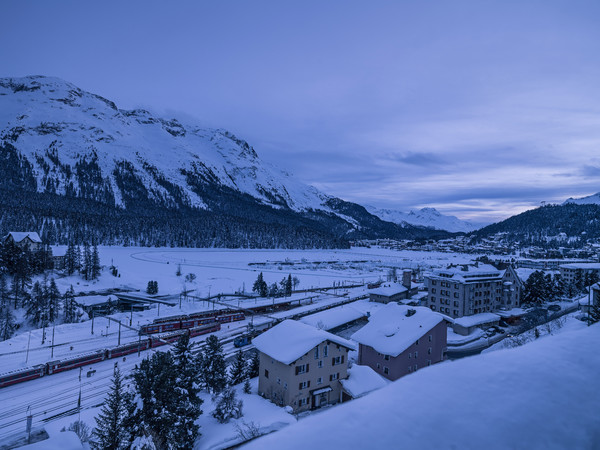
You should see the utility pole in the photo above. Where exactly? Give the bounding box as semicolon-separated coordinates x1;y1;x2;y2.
91;310;95;334
118;321;121;346
26;406;32;444
51;326;55;358
130;305;133;326
25;331;31;364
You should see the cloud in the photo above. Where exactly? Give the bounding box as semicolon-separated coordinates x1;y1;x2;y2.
388;152;446;167
581;165;600;178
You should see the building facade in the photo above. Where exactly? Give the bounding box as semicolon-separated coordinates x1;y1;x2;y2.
254;320;354;413
4;232;42;252
352;304;447;381
425;263;523;319
559;263;600;285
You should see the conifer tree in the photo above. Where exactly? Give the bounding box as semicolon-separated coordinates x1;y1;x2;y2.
0;275;16;341
212;387;243;424
285;274;293;296
26;281;46;327
171;334;203;449
65;242;77;275
92;367;130;450
248;351;260;378
125;352;178;449
229;350;248;386
46;278;61;323
91;245;101;280
243;378;251;394
252;272;268;297
63;285;80;323
201;335;227;394
82;244;92;280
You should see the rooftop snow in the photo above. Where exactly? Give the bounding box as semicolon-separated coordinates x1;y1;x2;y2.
6;231;42;243
351;304;445;357
300;305;366;331
246;324;600;450
454;313;500;328
340;364;389;399
253;319;355;365
369;283;409;297
560;263;600;270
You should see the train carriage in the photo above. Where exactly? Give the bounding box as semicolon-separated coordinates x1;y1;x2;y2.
153;314;188;324
188;322;221;337
150;330;187;348
0;365;46;388
216;312;245;323
108;339;151;358
47;350;106;374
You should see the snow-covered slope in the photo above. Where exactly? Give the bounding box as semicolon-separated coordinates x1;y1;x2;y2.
563;192;600;206
0;76;329;212
366;205;479;233
247;323;600;450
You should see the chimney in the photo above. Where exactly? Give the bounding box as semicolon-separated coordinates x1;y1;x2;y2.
402;270;412;289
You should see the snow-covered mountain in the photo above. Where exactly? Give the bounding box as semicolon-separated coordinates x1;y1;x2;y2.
563;192;600;206
0;76;448;246
365;205;480;233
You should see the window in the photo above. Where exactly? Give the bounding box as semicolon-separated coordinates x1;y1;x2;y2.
330;373;339;381
383;366;389;375
415;339;419;345
317;377;323;385
323;345;329;357
414;364;418;371
377;363;381;369
408;366;412;373
428;335;432;342
295;364;309;375
332;355;344;366
264;369;269;379
428;347;432;355
299;398;308;406
284;382;288;390
384;354;390;361
318;360;323;368
432;280;437;285
414;351;418;358
277;378;281;385
408;353;411;359
427;360;431;366
431;288;436;293
299;380;310;390
314;346;319;359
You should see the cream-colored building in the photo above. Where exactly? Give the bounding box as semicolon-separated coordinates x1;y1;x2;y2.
253;319;355;413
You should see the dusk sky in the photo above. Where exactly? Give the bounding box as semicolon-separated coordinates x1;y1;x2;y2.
2;0;600;224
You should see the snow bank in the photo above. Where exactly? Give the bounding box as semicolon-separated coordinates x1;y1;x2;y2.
19;431;82;449
340;364;389;399
246;324;600;450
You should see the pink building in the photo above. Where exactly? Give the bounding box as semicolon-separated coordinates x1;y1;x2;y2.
352;304;448;381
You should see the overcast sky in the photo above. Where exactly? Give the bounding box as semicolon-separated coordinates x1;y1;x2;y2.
2;0;600;224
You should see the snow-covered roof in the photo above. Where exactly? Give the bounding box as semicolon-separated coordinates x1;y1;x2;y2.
454;313;500;328
6;231;42;243
351;304;445;357
369;283;408;297
495;308;527;318
340;364;389;399
428;263;506;283
253;319;355;365
246;321;600;450
300;305;366;331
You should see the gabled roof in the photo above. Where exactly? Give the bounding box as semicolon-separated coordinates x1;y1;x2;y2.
369;283;408;297
352;304;445;357
253;319;355;365
5;232;42;243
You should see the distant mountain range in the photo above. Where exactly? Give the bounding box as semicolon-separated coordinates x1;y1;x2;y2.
365;206;481;233
0;75;451;247
563;192;600;206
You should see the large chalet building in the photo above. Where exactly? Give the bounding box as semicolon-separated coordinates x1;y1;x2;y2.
352;304;447;381
425;263;523;319
253;319;355;413
4;232;42;251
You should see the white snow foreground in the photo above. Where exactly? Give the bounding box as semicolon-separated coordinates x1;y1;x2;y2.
245;324;600;450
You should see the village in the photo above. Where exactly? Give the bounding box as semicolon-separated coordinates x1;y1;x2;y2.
0;231;598;448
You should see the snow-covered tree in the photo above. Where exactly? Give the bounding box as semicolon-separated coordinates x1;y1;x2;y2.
212;387;243;424
26;281;47;327
125;352;178;449
63;285;81;323
200;335;227;394
46;277;61;323
171;334;203;448
0;275;16;341
252;272;268;297
248;351;260;379
229;350;248;386
91;245;101;280
92;367;130;449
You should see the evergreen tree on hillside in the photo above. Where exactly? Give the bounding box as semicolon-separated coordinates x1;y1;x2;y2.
200;335;227;394
0;275;17;341
82;244;92;280
125;352;178;449
46;278;61;323
26;281;47;327
252;272;268;297
91;245;101;280
63;285;80;323
285;274;293;296
171;334;203;448
248;351;260;379
229;350;248;386
64;242;77;275
523;271;549;305
92;367;130;450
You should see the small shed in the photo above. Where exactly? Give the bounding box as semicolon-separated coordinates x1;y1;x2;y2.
453;313;500;336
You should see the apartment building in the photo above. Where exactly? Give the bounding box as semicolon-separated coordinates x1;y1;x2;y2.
425;263;523;319
253;319;355;413
559;263;600;284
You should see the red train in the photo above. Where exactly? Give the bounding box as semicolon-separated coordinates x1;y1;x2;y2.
0;322;221;389
140;310;245;335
